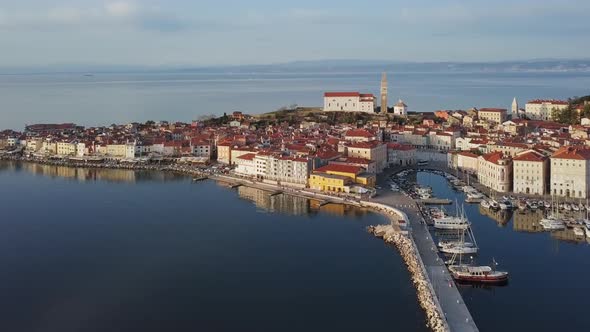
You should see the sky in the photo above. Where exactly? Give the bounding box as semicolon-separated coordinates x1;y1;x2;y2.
1;0;589;67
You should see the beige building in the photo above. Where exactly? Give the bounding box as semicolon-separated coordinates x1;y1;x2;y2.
512;150;549;195
254;154;311;188
346;141;387;172
387;143;416;166
477;152;512;192
525;99;569;121
217;143;232;164
478;108;507;124
56;141;77;156
456;151;479;174
550;146;590;198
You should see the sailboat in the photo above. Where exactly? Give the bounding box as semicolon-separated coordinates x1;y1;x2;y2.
446;224;508;284
439;226;479;255
434;201;471;230
540;195;565;231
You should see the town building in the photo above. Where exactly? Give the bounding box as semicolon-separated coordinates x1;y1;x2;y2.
393;99;407;117
477;152;513;192
380;72;388;114
550;146;590;198
323;92;375;113
387;143;416;166
346;141;387;172
512;150;549;195
525;100;569;121
309;164;376;193
478;108;508;124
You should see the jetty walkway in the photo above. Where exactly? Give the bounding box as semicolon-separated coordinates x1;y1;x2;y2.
372;169;479;332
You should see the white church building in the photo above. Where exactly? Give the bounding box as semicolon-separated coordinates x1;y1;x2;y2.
323;92;375;113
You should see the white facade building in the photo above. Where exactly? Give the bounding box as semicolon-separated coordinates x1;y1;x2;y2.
550;146;590;198
513;150;548;195
323;92;374;113
393;99;407;117
525;99;569;121
477;152;513;193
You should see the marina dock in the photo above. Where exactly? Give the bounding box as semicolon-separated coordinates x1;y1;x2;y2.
375;171;479;332
419;198;453;205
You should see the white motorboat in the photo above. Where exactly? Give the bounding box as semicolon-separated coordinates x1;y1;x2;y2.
544;201;551;209
574;227;585;237
539;216;566;230
564;203;572;211
490;200;499;209
573;204;580;212
434;216;471;230
499;201;512;210
481;200;491;209
440;242;479;255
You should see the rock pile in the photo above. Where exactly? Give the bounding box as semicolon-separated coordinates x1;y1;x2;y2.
368;225;448;332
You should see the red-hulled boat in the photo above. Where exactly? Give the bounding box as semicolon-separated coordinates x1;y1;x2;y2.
448;260;508;284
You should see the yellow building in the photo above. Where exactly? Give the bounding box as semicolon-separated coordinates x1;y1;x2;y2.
309;173;352;193
309;164;376;193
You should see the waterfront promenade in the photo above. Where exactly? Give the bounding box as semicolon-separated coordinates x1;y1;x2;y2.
372;169;479;332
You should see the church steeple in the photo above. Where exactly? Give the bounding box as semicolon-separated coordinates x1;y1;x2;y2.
380;72;388;114
512;97;518;115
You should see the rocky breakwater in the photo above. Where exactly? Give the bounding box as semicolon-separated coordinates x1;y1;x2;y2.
368;224;448;332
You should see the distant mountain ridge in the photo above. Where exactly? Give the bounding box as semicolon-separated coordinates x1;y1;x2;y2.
2;59;590;75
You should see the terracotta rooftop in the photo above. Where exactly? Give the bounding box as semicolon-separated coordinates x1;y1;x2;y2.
551;146;590;160
345;129;375;138
513;150;546;162
527;99;569;105
482;151;510;165
387;143;415;151
315;164;362;175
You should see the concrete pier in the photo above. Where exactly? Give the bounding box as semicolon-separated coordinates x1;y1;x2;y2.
374;171;479;332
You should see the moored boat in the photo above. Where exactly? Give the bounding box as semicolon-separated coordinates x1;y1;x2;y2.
448;263;509;284
481;200;491;209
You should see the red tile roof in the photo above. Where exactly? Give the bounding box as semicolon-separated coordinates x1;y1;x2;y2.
513;150;546;162
345;129;374;138
315;164;362;175
387;143;415;151
479;108;507;113
551;146;590;160
527;99;569;105
237;153;256;161
348;141;383;149
324;92;360;97
482;151;509;164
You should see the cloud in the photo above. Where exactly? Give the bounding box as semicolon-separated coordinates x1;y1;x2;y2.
0;2;187;32
105;1;137;17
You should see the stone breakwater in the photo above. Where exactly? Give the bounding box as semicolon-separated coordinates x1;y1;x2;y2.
0;155;210;176
368;225;448;332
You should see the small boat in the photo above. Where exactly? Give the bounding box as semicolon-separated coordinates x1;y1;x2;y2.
573;204;580;212
499;201;512;210
490;200;499;209
518;200;527;210
529;202;538;210
544;201;551;209
481;200;491;209
574;227;585;237
564;203;572;211
440;242;479;255
539;217;566;230
579;203;585;211
448;262;509;284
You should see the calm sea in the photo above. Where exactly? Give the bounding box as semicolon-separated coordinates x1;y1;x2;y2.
0;162;427;332
1;70;590;129
416;171;590;332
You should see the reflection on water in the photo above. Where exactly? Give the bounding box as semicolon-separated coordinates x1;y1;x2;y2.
513;210;544;233
235;185;375;219
478;205;513;226
0;161;186;183
237;185;311;216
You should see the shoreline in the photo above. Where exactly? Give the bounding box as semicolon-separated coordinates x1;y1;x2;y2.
0;155;449;332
